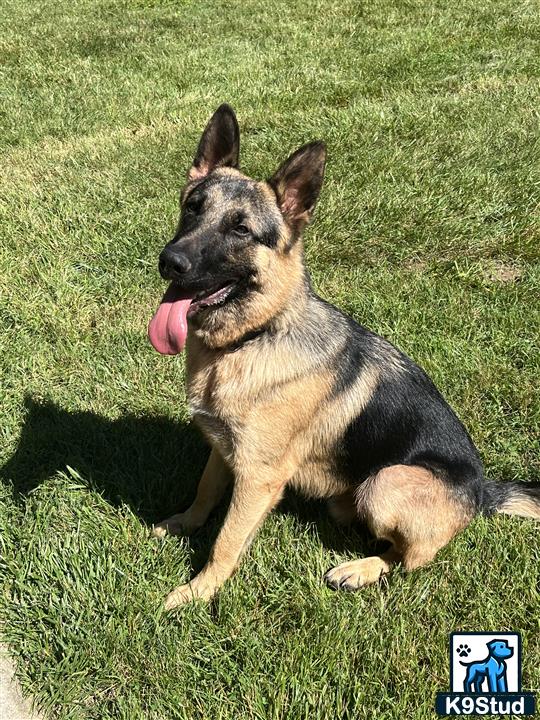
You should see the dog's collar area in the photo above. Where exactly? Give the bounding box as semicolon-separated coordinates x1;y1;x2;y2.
224;325;270;353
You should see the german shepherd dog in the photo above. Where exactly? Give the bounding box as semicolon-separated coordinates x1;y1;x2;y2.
149;104;540;609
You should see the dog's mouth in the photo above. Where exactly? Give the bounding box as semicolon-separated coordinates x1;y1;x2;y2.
148;280;238;355
188;282;237;316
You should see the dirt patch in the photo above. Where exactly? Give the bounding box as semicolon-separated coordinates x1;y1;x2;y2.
483;260;523;284
403;258;428;273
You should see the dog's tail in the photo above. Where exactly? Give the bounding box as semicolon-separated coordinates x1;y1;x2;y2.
484;480;540;520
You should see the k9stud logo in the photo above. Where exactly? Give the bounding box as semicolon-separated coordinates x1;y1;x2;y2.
435;633;536;716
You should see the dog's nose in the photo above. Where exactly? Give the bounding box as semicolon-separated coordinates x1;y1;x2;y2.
158;247;192;279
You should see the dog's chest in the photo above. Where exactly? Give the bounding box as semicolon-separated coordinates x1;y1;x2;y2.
188;400;237;460
187;354;254;461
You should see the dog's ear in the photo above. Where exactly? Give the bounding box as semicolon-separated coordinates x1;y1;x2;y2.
188;104;240;182
268;141;326;232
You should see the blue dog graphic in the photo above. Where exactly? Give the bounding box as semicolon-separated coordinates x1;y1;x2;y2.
460;639;514;693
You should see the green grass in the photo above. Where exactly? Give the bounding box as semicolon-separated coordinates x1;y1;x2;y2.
1;0;539;717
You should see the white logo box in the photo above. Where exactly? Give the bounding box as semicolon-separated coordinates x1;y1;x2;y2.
450;633;520;693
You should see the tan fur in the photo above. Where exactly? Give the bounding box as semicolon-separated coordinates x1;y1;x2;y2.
189;345;335;467
324;549;400;589
358;464;471;570
288;364;380;498
162;328;383;607
497;497;540;520
181;170;301;351
325;466;472;592
191;238;304;350
164;462;288;607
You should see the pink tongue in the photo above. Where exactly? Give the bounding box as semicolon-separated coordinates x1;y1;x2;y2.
148;283;193;355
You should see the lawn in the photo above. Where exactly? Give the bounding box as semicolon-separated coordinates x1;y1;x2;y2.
1;0;539;717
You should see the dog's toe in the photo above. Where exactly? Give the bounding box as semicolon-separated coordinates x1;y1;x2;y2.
164;575;217;609
152;524;168;539
152;512;200;538
324;557;391;591
323;570;340;590
164;584;195;610
324;569;353;591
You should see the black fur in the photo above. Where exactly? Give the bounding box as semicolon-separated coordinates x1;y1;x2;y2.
161;176;270;297
191;103;240;174
275;291;487;511
338;355;485;507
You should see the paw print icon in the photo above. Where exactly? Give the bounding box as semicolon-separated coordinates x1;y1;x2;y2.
456;644;471;658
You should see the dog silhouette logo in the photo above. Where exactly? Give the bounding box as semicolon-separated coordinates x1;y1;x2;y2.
460;639;513;693
435;632;536;716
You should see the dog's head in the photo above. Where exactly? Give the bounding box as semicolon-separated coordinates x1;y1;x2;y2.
148;104;326;354
487;640;514;660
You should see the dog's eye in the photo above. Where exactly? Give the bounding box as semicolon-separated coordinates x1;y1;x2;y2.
234;224;250;236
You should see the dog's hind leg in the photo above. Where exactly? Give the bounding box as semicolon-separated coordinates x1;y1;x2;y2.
474;677;485;693
463;668;475;693
327;489;358;525
153;448;231;537
324;464;472;591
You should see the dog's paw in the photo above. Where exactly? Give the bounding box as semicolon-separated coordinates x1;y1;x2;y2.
164;576;216;610
152;512;201;538
324;557;390;591
457;644;471;658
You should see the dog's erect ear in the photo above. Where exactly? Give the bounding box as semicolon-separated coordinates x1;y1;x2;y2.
188;104;240;182
268;141;326;231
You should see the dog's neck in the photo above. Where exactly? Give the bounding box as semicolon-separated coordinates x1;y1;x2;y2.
188;241;310;352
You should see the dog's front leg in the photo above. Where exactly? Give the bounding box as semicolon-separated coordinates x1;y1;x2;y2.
164;467;287;609
153;448;231;537
487;666;501;693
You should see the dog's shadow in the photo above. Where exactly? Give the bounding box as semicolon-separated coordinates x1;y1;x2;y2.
1;396;376;571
